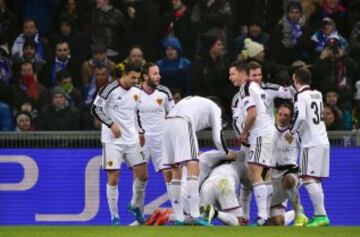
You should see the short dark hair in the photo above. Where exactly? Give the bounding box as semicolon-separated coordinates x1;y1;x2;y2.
56;70;72;82
20;61;34;70
229;61;248;74
23;39;37;50
294;67;311;85
124;62;142;74
248;61;262;71
278;101;294;117
23;18;38;28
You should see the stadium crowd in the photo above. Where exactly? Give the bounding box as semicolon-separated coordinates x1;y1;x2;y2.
0;0;360;132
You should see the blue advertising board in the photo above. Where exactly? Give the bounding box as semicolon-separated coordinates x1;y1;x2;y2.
0;148;359;225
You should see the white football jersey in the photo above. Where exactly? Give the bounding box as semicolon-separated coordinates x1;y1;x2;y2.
290;86;329;147
137;85;174;137
198;150;251;188
239;81;274;144
231;91;245;137
260;82;296;123
273;125;300;167
167;96;228;154
92;81;141;145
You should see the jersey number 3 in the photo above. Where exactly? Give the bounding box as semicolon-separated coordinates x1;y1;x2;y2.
311;101;323;125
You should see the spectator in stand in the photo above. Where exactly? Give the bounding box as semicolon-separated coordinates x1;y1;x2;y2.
267;1;312;65
0;44;12;86
17;100;38;121
324;103;343;130
81;43;115;88
310;17;349;56
81;65;112;130
115;46;146;76
11;61;49;110
350;21;360;63
14;111;33;132
49;15;88;86
191;0;232;42
232;18;269;61
91;0;127;61
11;18;50;62
49;41;75;87
191;32;235;119
57;70;82;109
12;39;48;85
156;36;191;96
319;0;349;37
84;64;112;106
238;38;291;85
172;88;184;104
161;0;195;59
59;0;86;30
0;0;19;46
36;86;80;131
311;36;358;114
0;101;13;131
324;88;353;130
353;103;360;131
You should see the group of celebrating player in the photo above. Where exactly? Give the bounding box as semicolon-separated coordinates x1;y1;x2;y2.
91;59;330;227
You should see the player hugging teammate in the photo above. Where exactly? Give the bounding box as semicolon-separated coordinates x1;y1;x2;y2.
92;61;330;227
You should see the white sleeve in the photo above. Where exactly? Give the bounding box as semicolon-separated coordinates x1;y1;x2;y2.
274;86;294;99
91;96;113;128
290;95;306;134
210;105;229;155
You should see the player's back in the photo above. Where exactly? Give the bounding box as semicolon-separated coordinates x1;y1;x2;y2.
167;96;220;132
296;89;329;147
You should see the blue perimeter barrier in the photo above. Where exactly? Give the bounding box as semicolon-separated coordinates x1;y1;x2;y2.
0;147;359;225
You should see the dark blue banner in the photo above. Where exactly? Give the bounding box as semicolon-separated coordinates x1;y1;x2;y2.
0;148;359;225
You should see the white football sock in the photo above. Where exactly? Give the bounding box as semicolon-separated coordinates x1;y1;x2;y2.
131;179;147;211
185;176;200;218
217;211;239;226
171;179;185;221
305;182;327;216
253;182;268;219
239;186;252;220
106;184;119;219
284;210;295;226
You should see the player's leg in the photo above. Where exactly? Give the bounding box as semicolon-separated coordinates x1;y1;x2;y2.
125;143;148;224
238;185;252;226
170;165;185;223
282;172;308;226
103;143;123;225
301;145;330;227
248;136;273;225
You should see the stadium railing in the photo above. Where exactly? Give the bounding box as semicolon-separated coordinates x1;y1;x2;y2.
0;130;359;148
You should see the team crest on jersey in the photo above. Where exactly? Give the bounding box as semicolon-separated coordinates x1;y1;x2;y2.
107;161;113;167
133;95;139;101
156;98;163;106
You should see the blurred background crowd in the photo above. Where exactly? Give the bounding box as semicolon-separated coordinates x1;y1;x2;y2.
0;0;360;132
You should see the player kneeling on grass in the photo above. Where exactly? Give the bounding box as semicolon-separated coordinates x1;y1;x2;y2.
198;150;252;225
269;103;308;226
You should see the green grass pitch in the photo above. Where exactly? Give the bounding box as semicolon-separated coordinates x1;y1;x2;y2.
1;226;360;237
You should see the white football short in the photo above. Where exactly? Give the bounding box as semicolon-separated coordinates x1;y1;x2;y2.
162;117;199;166
102;142;146;170
300;145;330;178
143;135;167;172
248;134;274;167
